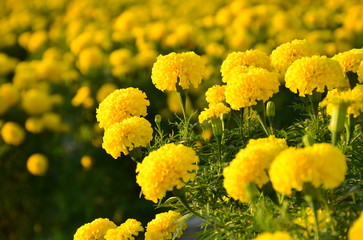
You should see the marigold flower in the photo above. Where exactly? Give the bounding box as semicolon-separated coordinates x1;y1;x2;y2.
72;86;94;108
74;218;117;240
96;88;149;129
205;85;226;105
332;48;363;73
96;83;118;103
285;55;348;96
80;155;93;170
145;211;187;240
198;103;230;123
105;219;144;240
349;212;363;240
102;117;153;159
224;67;280;109
151;52;205;91
359;61;363;83
223;136;287;202
0;83;19;106
22;88;52;115
270;39;319;76
1;122;25;146
25;117;44;134
78;46;105;74
136;143;199;203
251;231;294;240
221;50;272;82
27;153;48;176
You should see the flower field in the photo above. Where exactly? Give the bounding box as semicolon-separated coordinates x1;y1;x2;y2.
1;0;363;239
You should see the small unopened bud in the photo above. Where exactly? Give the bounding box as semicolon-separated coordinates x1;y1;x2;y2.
329;103;348;134
154;114;162;125
266;101;275;119
302;134;314;147
211;118;223;137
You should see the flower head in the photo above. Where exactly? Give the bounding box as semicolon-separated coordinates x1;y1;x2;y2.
136;143;199;203
105;219;144;240
102;117;153;158
96;88;149;129
332;48;363;73
1;122;26;146
27;153;48;176
145;211;187;240
221;50;272;82
22;88;52;115
270;39;319;76
251;231;294;240
151;52;205;91
74;218;117;240
198;103;230;123
224;67;280;109
205;85;226;105
358;61;363;83
285;55;348;96
349;212;363;240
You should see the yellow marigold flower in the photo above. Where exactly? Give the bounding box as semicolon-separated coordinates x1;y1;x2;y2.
145;211;187;240
1;122;25;146
285;55;348;97
205;85;226;105
199;103;230;123
223;136;287;202
102;117;153;159
270;39;319;76
96;88;149;129
332;48;363;73
25;117;44;134
72;86;94;108
105;219;144;240
0;53;18;75
80;155;93;170
151;52;205;91
74;218;117;240
221;50;272;82
0;83;19;106
225;67;280;109
96;83;118;103
349;212;363;240
358;61;363;83
78;46;105;75
136;143;199;203
251;231;294;240
22;88;52;115
27;153;48;176
42;112;63;132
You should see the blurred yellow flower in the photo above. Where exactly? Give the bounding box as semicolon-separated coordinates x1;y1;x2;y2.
102;117;153;159
27;153;48;176
0;53;18;75
22;88;52;115
25;117;44;134
251;231;294;240
72;86;94;109
136;143;199;203
74;218;116;240
0;83;19;106
332;48;363;73
349;212;363;240
1;122;25;146
285;55;348;96
42;112;65;132
77;46;105;75
145;211;187;240
96;83;118;103
104;219;143;240
80;155;93;170
96;88;149;129
151;52;205;91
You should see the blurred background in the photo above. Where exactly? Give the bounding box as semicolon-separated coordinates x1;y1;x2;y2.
1;0;363;239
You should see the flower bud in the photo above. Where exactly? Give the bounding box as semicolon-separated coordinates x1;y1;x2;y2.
266;101;276;119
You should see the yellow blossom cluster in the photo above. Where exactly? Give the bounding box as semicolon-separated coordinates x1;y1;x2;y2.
251;231;294;240
104;219;144;240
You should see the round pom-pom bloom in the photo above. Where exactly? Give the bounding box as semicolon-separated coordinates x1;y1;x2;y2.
269;143;347;195
223;136;287;202
22;88;52;115
1;122;25;146
251;231;294;240
205;85;226;105
349;212;363;240
151;51;205;91
332;48;363;73
102;117;153;159
74;218;117;240
136;143;199;203
270;39;319;76
27;153;48;176
224;67;280;109
25;117;44;134
358;61;363;83
221;49;272;82
285;55;348;96
145;210;187;240
198;103;230;123
0;83;19;106
96;88;150;129
105;219;144;240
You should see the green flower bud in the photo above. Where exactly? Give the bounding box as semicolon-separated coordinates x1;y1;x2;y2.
302;134;314;147
266;101;276;119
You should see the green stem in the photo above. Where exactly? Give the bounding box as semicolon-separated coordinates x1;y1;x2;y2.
252;101;270;136
303;183;321;240
345;114;355;145
308;91;322;119
176;90;187;120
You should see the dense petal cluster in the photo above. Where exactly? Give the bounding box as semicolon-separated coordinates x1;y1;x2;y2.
349;212;363;240
251;232;294;240
332;48;363;73
136;143;199;203
104;219;144;240
285;55;348;96
205;85;226;105
1;122;25;146
270;39;319;76
269;143;347;195
145;211;187;240
224;67;280;109
223;136;287;202
198;103;230;123
96;88;150;129
151;51;205;91
26;153;48;176
102;117;153;158
74;218;117;240
358;61;363;83
221;50;272;82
